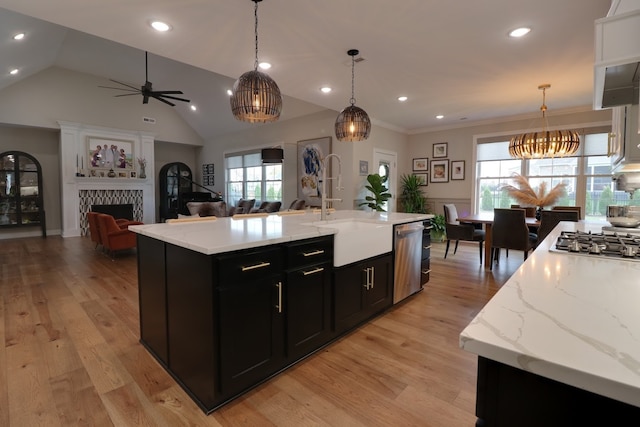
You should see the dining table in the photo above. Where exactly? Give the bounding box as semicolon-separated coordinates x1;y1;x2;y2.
457;212;540;269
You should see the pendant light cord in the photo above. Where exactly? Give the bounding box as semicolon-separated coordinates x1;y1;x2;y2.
350;55;356;106
254;0;259;71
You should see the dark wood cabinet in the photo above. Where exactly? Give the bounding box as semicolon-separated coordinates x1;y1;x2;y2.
284;236;333;360
0;151;46;237
334;253;393;334
216;247;284;397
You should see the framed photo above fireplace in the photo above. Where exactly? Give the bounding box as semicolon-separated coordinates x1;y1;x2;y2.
87;137;134;171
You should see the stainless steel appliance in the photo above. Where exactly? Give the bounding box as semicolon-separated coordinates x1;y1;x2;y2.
393;222;425;303
550;230;640;261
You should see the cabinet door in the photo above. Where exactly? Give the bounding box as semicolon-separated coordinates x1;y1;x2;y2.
365;255;393;314
286;262;332;360
334;263;368;333
218;278;284;396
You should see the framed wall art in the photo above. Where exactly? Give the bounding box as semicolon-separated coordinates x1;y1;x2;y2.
359;160;369;176
297;137;332;207
451;160;465;180
412;158;428;171
432;142;448;158
87;137;134;171
413;173;428;186
430;159;449;183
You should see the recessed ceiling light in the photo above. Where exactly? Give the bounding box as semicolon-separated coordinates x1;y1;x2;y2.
150;21;171;32
509;27;531;38
436;114;444;119
9;69;19;75
320;87;332;93
226;89;233;96
13;33;25;40
190;105;197;111
398;96;408;102
258;62;272;70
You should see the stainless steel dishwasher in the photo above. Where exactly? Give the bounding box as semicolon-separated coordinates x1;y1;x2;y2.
393;221;425;303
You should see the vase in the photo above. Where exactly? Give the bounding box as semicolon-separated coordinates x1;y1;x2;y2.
139;166;146;179
107;168;116;178
536;206;543;220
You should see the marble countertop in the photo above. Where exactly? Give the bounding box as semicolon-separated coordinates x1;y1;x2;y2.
129;210;432;255
460;221;640;408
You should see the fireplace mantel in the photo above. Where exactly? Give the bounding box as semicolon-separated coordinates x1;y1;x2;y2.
59;122;156;237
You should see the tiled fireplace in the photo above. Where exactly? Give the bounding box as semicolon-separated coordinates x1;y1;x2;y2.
59;121;155;237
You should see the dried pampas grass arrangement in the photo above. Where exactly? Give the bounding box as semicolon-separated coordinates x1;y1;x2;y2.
501;173;566;208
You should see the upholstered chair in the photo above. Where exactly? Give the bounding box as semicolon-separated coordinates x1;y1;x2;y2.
96;213;141;258
552;205;581;219
490;208;538;270
87;211;133;249
288;199;306;210
443;204;485;264
250;201;282;213
537;210;579;246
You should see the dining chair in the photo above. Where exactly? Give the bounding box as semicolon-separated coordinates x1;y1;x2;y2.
552;205;581;219
443;204;485;264
490;208;538;270
511;204;536;218
537;210;579;246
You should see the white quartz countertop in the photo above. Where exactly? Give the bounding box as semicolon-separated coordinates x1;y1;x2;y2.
460;221;640;408
129;210;432;255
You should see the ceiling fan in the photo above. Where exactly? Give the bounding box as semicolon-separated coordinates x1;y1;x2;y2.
99;51;190;107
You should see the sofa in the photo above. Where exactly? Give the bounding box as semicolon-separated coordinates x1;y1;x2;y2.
185;199;283;217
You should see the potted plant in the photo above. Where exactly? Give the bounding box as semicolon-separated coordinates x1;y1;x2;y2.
400;174;426;213
501;173;566;219
430;214;446;242
359;173;392;212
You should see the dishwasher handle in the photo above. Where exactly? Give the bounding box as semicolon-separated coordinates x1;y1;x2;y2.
395;223;426;237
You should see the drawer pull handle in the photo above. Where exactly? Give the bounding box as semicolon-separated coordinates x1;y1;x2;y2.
302;249;325;257
241;261;271;272
423;245;432;250
424;225;433;230
275;282;282;313
302;267;324;276
421;269;431;275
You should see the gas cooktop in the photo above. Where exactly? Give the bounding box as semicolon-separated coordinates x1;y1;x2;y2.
551;230;640;261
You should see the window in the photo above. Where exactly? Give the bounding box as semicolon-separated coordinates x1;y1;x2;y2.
475;131;631;221
225;150;282;205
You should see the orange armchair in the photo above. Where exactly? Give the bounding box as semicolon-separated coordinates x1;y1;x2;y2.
96;213;142;257
87;211;132;249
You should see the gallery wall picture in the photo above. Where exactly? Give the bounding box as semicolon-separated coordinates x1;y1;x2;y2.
413;173;428;186
432;142;448;158
412;158;428;171
430;159;449;183
297;137;332;207
359;160;369;176
451;160;465;180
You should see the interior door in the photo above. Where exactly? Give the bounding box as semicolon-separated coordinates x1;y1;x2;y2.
373;150;397;212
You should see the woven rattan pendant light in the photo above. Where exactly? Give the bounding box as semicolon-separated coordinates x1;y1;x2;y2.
509;84;580;159
335;49;371;142
230;0;282;123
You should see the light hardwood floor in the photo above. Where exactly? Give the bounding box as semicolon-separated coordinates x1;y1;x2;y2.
0;235;525;426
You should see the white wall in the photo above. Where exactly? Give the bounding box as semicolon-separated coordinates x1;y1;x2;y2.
0;67;204;146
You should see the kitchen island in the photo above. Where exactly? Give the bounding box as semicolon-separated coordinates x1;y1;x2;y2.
460;221;640;426
130;210;431;413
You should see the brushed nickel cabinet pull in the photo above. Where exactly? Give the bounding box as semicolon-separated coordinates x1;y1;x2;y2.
302;267;324;276
363;267;371;289
422;269;432;275
423;245;432;250
275;282;282;313
241;261;271;272
302;249;325;257
370;266;375;289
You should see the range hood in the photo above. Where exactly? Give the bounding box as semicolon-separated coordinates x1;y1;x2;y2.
594;5;640;109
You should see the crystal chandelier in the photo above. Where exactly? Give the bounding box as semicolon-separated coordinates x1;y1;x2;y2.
335;49;371;142
509;84;580;159
230;0;282;123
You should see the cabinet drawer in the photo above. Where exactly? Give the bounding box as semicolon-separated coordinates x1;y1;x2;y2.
217;247;283;284
285;236;333;268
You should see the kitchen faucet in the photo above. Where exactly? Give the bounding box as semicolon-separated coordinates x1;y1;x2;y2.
320;153;343;220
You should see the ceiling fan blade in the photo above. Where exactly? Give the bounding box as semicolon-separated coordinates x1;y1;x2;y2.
114;93;141;97
108;79;140;91
98;86;139;92
153;95;175;107
150;90;184;95
158;94;190;103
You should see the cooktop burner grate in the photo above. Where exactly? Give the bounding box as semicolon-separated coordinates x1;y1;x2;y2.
552;230;640;261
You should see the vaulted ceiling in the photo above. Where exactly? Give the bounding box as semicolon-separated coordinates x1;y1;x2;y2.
0;1;612;140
